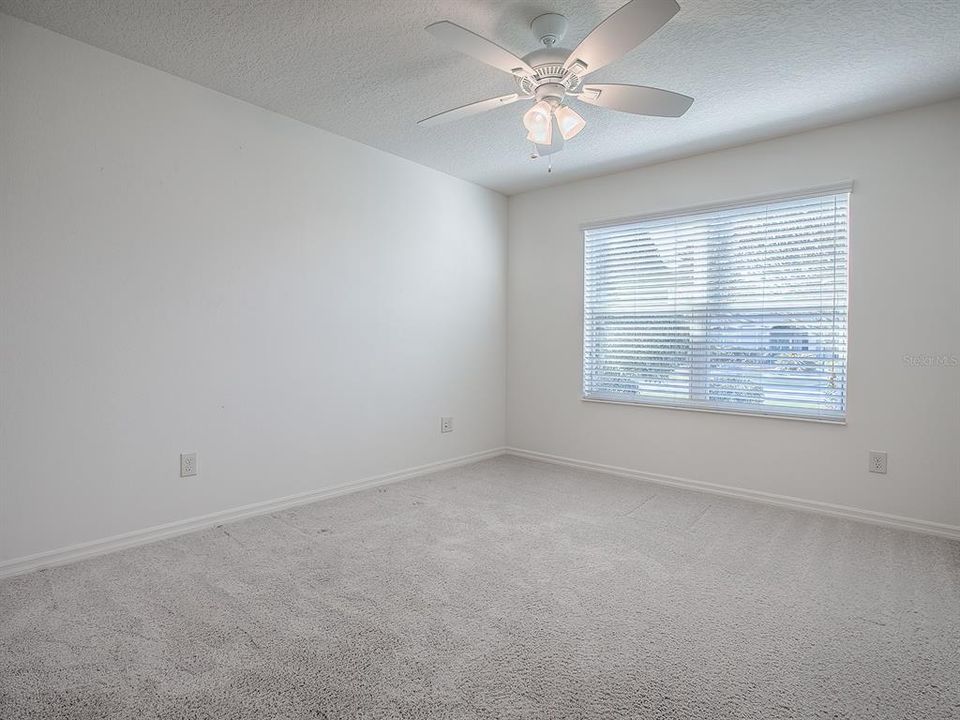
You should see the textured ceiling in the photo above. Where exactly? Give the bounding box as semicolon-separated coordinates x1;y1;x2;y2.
2;1;958;194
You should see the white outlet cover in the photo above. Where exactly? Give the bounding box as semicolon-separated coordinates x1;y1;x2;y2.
180;452;198;477
868;451;887;474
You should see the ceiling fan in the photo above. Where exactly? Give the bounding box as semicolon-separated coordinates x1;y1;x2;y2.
417;0;693;158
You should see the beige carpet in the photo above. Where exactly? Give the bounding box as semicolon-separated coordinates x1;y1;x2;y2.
1;455;958;719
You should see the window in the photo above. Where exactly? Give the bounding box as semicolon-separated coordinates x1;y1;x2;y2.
582;187;850;421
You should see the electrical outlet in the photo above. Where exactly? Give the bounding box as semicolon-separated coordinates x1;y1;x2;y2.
180;452;198;477
868;451;887;475
440;417;454;434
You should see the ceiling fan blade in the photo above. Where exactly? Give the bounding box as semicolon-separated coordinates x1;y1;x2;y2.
417;93;521;127
578;84;693;117
426;21;534;76
564;0;679;77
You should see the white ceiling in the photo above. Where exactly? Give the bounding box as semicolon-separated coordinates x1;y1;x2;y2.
2;0;958;195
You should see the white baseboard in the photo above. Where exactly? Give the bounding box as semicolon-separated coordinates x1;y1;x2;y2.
506;447;960;541
0;447;507;580
5;445;954;580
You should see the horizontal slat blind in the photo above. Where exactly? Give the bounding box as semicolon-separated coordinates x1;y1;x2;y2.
583;190;849;420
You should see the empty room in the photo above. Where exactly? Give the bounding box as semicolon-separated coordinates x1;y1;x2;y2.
1;1;958;718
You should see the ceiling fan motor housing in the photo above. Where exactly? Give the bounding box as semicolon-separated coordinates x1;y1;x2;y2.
516;47;582;97
516;14;582;99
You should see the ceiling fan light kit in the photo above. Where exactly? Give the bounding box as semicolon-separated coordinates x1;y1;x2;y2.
418;0;694;163
523;100;554;144
555;105;587;140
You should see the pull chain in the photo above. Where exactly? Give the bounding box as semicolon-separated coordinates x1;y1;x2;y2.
529;144;554;174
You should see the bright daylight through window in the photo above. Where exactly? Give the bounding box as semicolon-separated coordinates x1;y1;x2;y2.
583;188;850;421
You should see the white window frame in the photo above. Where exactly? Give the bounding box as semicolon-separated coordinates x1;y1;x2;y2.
580;183;852;424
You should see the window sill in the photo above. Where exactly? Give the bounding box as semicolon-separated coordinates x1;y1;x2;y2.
581;396;847;425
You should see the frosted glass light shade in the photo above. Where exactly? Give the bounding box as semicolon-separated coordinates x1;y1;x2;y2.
523;100;553;145
555;105;586;140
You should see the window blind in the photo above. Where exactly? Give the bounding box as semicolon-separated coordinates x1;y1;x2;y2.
583;188;850;421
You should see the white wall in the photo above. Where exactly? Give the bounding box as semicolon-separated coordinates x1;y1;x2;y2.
508;99;960;529
2;14;957;568
0;14;507;563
